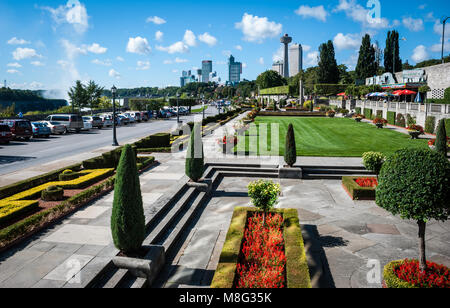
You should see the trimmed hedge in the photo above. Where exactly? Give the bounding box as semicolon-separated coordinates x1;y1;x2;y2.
387;111;396;125
395;113;406;128
355;107;362;114
137;147;172;153
134;133;171;149
83;146;138;170
210;207;311;289
259;85;292;95
446;118;450;138
364;108;373;120
59;172;80;182
425;116;436;134
258;111;327;117
342;176;377;200
41;186;64;202
136;156;155;171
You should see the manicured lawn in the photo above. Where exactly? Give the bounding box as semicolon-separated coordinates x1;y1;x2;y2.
191;106;208;113
235;117;429;157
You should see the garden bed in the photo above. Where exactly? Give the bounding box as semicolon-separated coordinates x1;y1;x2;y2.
211;207;311;289
342;176;378;200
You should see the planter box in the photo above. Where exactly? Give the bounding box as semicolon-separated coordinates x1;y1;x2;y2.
210;207;311;289
279;167;303;179
342;176;377;201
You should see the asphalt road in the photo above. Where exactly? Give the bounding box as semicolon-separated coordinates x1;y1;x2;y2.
0;107;218;176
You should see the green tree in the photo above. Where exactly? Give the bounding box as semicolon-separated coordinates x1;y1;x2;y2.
384;30;403;75
317;40;339;84
86;80;104;114
355;34;377;80
185;123;204;182
68;80;89;113
376;149;450;271
285;124;297;167
435;119;448;156
338;65;355;85
256;70;286;90
111;145;146;254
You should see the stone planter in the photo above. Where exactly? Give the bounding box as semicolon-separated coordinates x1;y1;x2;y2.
187;179;212;193
355;118;362;123
408;131;422;140
375;123;384;129
279;167;303;179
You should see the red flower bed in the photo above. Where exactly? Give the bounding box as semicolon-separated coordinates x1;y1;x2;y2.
236;213;286;288
394;259;450;288
428;138;450;146
407;125;425;134
218;136;238;145
355;177;378;188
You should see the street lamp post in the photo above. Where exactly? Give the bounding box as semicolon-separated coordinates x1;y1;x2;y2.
442;17;449;64
176;91;181;124
111;86;119;147
201;94;206;120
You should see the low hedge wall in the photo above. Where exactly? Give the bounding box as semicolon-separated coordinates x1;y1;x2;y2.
342;176;377;200
0;163;83;200
137;147;172;153
134;133;171;149
387;111;396;125
210;207;311;289
383;260;417;288
136;156;155;171
258;111;327;117
364;108;373;120
83;146;138;170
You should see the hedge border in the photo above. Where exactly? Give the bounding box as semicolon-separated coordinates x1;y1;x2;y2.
387;111;396;125
383;260;419;288
258;112;327;117
342;176;377;200
210;207;311;289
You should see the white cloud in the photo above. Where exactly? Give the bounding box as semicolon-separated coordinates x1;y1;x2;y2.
242;63;248;68
198;33;218;46
175;57;188;63
146;16;166;25
31;61;45;67
259;57;265;65
222;50;232;57
306;51;319;66
61;39;87;59
136;60;150;70
126;37;151;55
12;48;42;61
235;13;282;43
155;31;164;41
412;45;428;62
163;59;173;64
92;59;112;66
87;43;107;54
116;56;124;62
402;17;424;32
7;63;22;68
183;30;197;47
57;60;80;80
430;40;450;53
7;69;20;74
272;46;284;62
235;45;243;51
156;41;189;54
434;19;450;39
43;0;89;34
418;4;426;10
334;0;391;29
302;45;311;52
9;81;43;90
333;33;361;50
294;5;328;22
7;37;30;45
109;69;121;79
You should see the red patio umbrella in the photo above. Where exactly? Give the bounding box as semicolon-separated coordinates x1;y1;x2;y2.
337;93;346;96
396;90;417;95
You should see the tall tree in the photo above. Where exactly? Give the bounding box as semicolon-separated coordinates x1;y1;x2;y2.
68;80;88;113
355;34;377;80
317;40;339;84
384;30;403;75
256;70;286;89
86;80;104;113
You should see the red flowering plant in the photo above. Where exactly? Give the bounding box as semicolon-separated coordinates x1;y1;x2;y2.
393;259;449;288
373;118;388;126
236;213;287;288
218;135;238;145
428;137;450;147
407;124;425;134
355;177;378;188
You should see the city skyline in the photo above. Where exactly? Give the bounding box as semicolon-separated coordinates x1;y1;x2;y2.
1;0;449;96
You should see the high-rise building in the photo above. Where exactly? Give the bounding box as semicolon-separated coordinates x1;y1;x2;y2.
202;60;213;83
180;70;196;87
289;44;303;77
228;55;242;85
280;34;292;78
272;61;284;76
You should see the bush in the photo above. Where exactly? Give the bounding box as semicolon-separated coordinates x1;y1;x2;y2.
387;111;396;125
355;107;362;114
185;123;204;182
377;148;450;271
111;145;145;254
395;114;406;127
446;118;450;138
362;152;386;175
425;116;436;134
41;186;64;202
435;119;448;156
247;180;281;213
364;108;373;120
285;124;297;167
376;110;383;118
406;114;416;127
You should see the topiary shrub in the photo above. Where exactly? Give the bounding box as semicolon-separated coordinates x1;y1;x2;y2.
425;116;436;134
247;180;281;219
285;124;297;167
387;111;396;125
435;119;448;156
111;144;145;255
395;114;406;128
406;114;416;127
376;148;450;271
41;186;64;202
362;152;386;175
59;170;80;181
185;123;204;182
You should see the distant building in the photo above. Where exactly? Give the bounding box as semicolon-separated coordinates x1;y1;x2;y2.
289;44;303;77
272;61;284;76
202;60;213;83
180;70;196;87
228;55;242;85
209;71;221;83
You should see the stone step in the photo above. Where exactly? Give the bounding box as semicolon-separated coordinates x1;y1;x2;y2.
303;168;373;175
219;171;279;179
102;268;130;289
212;166;279;173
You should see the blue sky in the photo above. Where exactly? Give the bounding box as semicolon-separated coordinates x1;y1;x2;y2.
1;0;449;97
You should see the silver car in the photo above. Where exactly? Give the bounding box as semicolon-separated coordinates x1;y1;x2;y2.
40;121;66;135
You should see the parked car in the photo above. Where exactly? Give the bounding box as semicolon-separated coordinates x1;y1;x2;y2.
0;124;13;144
97;114;113;127
121;113;136;124
31;122;51;138
46;114;84;133
82;116;103;129
40;121;66;135
0;119;33;140
127;112;142;122
158;110;171;118
117;115;130;126
82;119;93;131
178;107;189;115
140;111;152;122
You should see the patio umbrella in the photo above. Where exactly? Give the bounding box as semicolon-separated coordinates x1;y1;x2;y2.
396;89;417;96
414;92;423;103
337;92;346;96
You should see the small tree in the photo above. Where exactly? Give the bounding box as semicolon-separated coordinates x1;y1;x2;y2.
185;123;204;182
376;149;450;271
435;119;448;156
248;180;281;224
362;152;386;176
285;124;297;167
111;144;145;254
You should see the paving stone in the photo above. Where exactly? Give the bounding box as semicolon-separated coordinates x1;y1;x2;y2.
64;256;112;288
142;173;184;181
296;208;324;222
367;224;400;235
71;206;109;219
44;254;94;282
429;254;450;268
42;224;112;246
75;245;105;256
0;250;45;284
32;279;67;288
166;266;204;285
362;233;417;251
330;230;377;253
317;224;342;236
178;230;220;270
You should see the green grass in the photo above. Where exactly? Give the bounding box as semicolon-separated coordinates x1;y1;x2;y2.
191;106;208;113
235;117;429;157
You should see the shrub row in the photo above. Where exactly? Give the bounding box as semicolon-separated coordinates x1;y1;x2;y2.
136;156;155;171
134;133;171;149
0;201;39;225
425;116;436;134
83;146;137;170
364;108;373;120
137;147;173;153
387;111;396;125
259;111;327;117
342;176;377;200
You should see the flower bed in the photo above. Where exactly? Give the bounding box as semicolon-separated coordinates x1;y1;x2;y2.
342;176;378;200
211;207;311;289
383;259;450;288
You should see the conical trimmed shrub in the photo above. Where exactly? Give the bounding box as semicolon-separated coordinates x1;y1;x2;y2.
111;144;145;254
186;123;204;182
285;124;297;167
435;119;448;156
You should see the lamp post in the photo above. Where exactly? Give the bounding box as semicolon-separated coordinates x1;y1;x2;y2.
176;91;181;124
111;86;119;147
441;17;449;64
201;94;206;120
